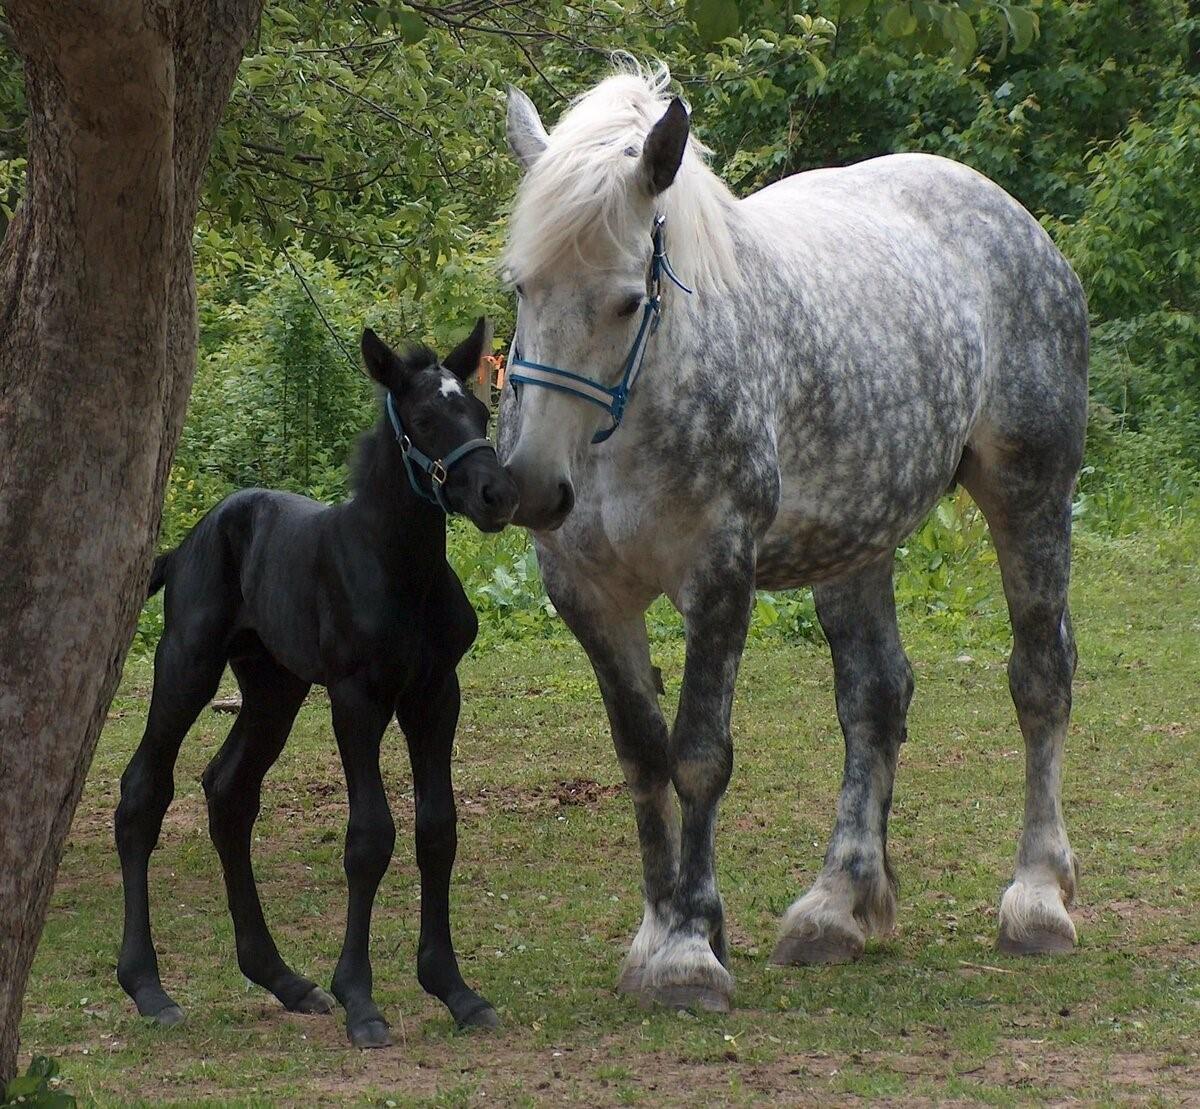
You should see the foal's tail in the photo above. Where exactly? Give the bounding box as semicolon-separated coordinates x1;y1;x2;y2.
147;550;175;598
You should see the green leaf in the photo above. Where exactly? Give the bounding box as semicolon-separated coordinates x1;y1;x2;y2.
1003;4;1038;52
394;10;428;44
6;1074;44;1097
942;6;977;65
838;0;870;19
687;0;741;43
28;1057;58;1080
881;3;918;38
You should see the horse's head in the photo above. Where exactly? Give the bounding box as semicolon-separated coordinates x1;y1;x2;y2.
361;320;518;532
499;76;697;531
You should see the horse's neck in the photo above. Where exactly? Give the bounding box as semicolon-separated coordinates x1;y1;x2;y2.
342;419;447;564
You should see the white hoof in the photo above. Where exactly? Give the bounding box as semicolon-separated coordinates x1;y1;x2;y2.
640;934;734;1011
616;900;672;995
771;885;867;966
997;878;1077;955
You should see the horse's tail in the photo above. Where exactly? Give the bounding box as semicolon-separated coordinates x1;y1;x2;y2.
147;550;174;598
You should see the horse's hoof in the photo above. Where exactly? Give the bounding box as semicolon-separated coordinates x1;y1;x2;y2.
770;928;864;966
457;1003;500;1031
615;963;645;995
997;879;1077;955
148;1004;185;1028
348;1018;392;1049
292;986;337;1014
640;984;731;1014
997;925;1076;955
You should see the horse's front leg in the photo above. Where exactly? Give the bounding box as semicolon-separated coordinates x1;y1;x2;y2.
328;678;396;1048
643;533;756;1012
546;571;678;997
397;670;498;1029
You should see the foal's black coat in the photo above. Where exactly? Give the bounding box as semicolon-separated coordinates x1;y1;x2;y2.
115;321;517;1047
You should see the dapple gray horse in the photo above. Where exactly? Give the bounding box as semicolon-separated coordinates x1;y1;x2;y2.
499;67;1087;1012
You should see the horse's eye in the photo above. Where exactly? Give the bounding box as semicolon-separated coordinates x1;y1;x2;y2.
617;294;643;318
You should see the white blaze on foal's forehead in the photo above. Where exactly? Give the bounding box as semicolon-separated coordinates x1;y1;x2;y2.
438;373;464;399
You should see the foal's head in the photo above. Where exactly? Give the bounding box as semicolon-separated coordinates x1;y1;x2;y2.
500;67;738;530
361;321;518;532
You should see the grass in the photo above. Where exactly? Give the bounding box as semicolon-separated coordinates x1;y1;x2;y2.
18;516;1200;1105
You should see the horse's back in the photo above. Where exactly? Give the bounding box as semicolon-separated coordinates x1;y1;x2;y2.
749;152;1087;372
160;488;327;645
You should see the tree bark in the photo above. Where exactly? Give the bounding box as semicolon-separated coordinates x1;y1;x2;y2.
0;0;262;1082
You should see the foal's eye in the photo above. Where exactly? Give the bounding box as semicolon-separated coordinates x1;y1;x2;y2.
617;294;643;318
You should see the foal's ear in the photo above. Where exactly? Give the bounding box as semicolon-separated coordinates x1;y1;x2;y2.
361;327;430;390
442;317;492;382
507;85;549;171
640;97;689;195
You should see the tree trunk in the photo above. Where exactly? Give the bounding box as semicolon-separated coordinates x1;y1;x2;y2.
0;0;261;1082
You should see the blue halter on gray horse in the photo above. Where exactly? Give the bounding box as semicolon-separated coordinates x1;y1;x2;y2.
500;64;1088;1012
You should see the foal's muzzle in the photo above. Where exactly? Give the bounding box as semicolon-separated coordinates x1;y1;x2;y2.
460;464;520;533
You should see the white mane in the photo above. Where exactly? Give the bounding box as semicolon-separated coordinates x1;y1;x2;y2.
504;63;740;296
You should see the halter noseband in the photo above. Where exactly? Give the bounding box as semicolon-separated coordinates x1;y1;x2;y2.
508;215;693;445
385;389;495;514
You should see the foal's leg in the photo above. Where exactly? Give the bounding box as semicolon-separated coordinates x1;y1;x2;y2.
328;678;396;1048
398;670;497;1029
641;534;756;1012
547;574;677;998
202;653;333;1014
772;557;912;965
967;486;1079;953
116;629;225;1024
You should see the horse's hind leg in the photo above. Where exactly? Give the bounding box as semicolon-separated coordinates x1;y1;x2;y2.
202;650;333;1013
116;630;225;1024
772;556;912;966
963;459;1080;954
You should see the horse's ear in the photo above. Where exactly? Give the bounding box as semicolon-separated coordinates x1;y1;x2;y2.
641;97;689;195
361;327;398;386
361;328;429;390
442;317;492;382
507;85;549;171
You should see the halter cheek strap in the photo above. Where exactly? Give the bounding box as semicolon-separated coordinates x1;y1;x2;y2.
385;390;495;514
508;215;692;445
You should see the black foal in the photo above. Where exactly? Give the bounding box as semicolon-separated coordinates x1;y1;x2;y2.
115;319;517;1047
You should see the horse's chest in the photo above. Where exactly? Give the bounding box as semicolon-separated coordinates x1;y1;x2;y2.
320;575;473;688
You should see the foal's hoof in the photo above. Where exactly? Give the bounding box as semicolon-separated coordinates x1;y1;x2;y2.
348;1018;392;1049
292;986;337;1015
147;1004;186;1028
770;927;864;967
457;1003;501;1031
640;984;731;1014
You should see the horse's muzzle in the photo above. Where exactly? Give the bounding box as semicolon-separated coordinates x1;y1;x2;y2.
463;467;520;533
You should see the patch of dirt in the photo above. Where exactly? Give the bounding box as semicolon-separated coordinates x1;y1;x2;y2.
457;777;624;819
972;1038;1200;1101
1075;898;1187;926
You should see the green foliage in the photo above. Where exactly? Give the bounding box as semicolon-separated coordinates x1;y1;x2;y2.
2;1057;74;1108
0;0;1193;654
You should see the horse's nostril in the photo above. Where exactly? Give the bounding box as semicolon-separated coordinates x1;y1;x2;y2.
556;481;575;518
480;481;498;507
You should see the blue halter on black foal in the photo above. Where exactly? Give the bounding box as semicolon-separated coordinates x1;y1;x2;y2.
385;389;494;514
509;215;693;444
